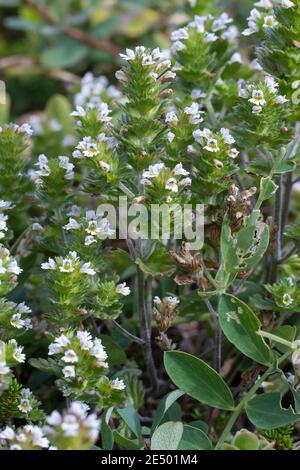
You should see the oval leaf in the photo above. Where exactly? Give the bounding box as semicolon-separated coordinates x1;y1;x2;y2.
177;425;212;450
219;294;271;366
246;392;300;429
164;351;234;410
151;421;183;450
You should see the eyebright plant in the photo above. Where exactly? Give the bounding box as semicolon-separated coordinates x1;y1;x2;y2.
2;0;300;452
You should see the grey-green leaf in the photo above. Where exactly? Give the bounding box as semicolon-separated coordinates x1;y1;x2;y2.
151;422;183;450
246;392;300;429
177;425;212;450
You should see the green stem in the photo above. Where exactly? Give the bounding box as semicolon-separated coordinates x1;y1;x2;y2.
215;349;292;450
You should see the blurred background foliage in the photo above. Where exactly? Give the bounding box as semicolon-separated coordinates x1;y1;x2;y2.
0;0;253;118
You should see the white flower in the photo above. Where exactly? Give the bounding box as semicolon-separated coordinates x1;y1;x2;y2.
111;378;126;390
46;410;62;426
165;178;178;192
220;128;235;144
228;148;240;159
173;163;189;176
228;52;243;64
120;48;136;61
116;282;131;296
167;131;175;143
249;89;266;106
62;349;78;363
263;15;276;28
142;54;155;66
62;365;76;378
212;12;233;32
204;32;218;43
0;361;10;375
165;112;178;125
76;331;93;351
282;293;293;306
264;76;279;93
153;296;162;305
48;335;70;355
63;218;81;231
171;40;186;52
10;314;25;329
142;163;165;178
99;161;111;172
191;88;206;99
281;0;295;8
204;138;220;153
85;235;97;246
80;262;96;276
41;257;56;270
166;296;180;307
254;0;273;8
59;259;75;273
274;95;289;104
61;414;80;437
7;260;22;275
0;200;14;210
179;177;192;187
12;345;26;363
252;105;263;114
115;69;127;81
0;426;15;440
171;28;189;41
184;102;204;124
18;399;32;414
71;106;86;117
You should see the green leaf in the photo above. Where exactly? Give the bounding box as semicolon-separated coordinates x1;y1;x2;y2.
271;326;297;353
117;403;141;437
218;294;271;366
246;392;300;429
114;432;143;450
99;335;126;366
256;177;278;208
41;41;89;68
29;358;61;376
151;422;183;450
164;351;234;410
151;390;185;433
101;407;114;450
135;246;175;278
177;425;212;450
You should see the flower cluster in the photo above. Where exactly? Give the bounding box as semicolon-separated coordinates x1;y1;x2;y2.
152;296;180;332
43;402;100;450
74;72;123;110
64;209;115;246
41;251;96;276
0;245;22;296
0;425;49;450
265;277;300;311
234;76;290;149
32;154;74;184
242;1;295;36
141;162;191;203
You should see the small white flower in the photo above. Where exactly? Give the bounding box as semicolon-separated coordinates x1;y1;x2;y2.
173;163;189;176
18;399;32;414
0;361;10;375
48;335;70;355
13;346;26;363
99;161;111;172
263;15;276;28
165;112;178;125
252;105;263;114
274;95;289;104
264;76;279;93
41;257;56;270
62;365;76;378
62;349;78;363
220;128;235;144
204;32;218;43
282;293;293;306
111;378;126;390
116;282;131;296
249;89;266;106
281;0;295;8
179;177;192;187
76;331;93;351
80;262;96;276
204;138;220;153
7;260;22;275
228;148;240;159
167;131;175;143
254;0;273;8
71;106;86;117
63;218;81;231
120;48;136;61
165;178;178;192
59;259;75;273
85;235;97;246
143;163;165;178
0;426;15;440
171;28;189;41
10;314;25;329
115;69;127;81
171;40;186;52
228;52;243;64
